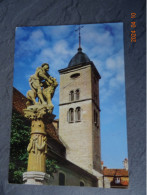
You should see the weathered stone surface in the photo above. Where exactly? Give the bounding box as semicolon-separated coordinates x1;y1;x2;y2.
24;112;55;173
23;64;58;178
24;104;54;120
27;131;47;172
23;171;50;185
26;63;58;110
59;64;101;173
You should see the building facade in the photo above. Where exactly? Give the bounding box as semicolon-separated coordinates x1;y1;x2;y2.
58;47;103;185
11;87;98;187
103;166;129;188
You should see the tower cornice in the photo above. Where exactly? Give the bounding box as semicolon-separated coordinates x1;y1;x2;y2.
59;98;101;111
58;61;101;79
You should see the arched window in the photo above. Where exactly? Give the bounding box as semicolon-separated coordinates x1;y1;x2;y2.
68;108;74;122
59;172;65;185
75;89;80;100
69;90;74;101
80;181;84;186
75;107;81;122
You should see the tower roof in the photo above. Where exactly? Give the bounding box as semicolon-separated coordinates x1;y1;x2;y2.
68;47;91;67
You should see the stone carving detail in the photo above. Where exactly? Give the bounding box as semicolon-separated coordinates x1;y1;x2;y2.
27;135;47;154
23;64;57;182
27;134;47;172
24;105;52;120
24;63;58;119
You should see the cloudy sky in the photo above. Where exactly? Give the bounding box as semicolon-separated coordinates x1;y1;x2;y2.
13;23;128;169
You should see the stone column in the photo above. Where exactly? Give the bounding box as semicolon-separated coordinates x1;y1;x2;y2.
27;119;47;172
22;105;55;185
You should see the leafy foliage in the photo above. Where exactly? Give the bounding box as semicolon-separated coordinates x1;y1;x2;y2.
46;159;59;178
9;112;30;184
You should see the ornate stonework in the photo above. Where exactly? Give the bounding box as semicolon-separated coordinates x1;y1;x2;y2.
27;133;47;172
23;104;53;120
23;63;57;184
26;63;58;113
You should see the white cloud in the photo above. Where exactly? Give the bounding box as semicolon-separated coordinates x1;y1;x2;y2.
53;40;72;56
29;30;47;47
106;58;116;70
30;45;72;71
116;71;124;83
109;77;118;88
106;49;124;70
108;71;124;89
82;26;113;51
15;29;48;59
42;25;74;40
100;49;125;93
100;87;113;103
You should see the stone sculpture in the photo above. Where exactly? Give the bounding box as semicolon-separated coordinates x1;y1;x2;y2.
23;63;57;185
24;63;58;119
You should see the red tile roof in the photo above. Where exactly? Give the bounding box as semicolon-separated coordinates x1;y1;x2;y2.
46;123;61;143
120;180;129;186
103;168;128;177
12;87;63;144
13;88;27;114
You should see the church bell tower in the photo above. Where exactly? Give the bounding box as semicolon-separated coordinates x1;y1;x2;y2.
58;30;101;174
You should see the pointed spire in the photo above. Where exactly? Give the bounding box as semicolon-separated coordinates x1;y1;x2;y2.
75;25;84;51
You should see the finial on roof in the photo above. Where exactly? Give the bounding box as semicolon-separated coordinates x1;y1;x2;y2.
75;25;84;51
68;25;91;67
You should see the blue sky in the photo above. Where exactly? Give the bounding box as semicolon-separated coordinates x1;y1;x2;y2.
13;23;128;169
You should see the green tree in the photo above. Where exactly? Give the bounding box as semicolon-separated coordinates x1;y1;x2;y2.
9;111;59;184
46;159;59;178
9;112;30;183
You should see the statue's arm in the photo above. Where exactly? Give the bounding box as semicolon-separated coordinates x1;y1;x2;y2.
38;70;50;81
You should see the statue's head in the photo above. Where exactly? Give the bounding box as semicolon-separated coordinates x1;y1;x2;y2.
41;63;49;71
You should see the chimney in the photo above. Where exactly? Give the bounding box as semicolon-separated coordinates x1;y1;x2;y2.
123;158;128;170
101;161;104;170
